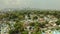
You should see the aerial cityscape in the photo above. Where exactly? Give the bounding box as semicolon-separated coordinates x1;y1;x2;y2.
0;9;60;34
0;0;60;34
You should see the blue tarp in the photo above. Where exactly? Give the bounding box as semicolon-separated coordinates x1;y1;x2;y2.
42;30;60;34
52;30;60;34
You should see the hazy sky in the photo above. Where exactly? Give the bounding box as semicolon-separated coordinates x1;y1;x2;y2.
0;0;60;10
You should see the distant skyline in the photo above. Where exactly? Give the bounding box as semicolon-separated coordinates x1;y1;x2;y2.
0;0;60;10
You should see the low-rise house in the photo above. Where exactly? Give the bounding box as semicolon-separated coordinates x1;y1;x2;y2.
59;25;60;27
48;15;58;22
44;15;58;23
8;21;16;29
0;20;16;34
38;17;46;23
44;16;50;21
1;23;10;34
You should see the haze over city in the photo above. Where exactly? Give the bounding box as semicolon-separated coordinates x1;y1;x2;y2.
0;0;60;10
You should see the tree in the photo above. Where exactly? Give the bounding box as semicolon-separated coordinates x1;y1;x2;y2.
9;21;24;34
